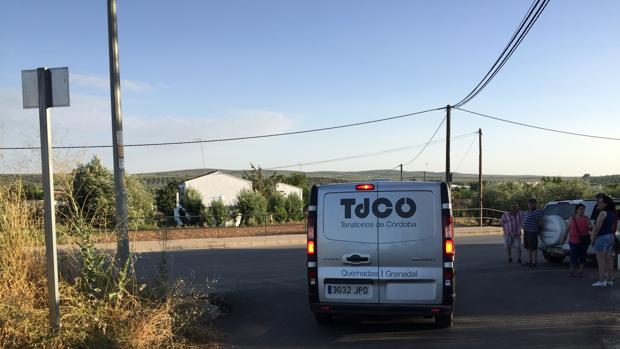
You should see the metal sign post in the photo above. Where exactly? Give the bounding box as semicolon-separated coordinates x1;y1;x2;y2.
21;67;70;332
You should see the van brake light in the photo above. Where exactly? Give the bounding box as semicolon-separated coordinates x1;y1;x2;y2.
356;184;375;191
307;240;315;255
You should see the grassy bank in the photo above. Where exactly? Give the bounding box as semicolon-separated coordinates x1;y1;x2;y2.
0;181;219;348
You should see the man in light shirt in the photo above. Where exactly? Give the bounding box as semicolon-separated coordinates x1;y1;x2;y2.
500;202;524;263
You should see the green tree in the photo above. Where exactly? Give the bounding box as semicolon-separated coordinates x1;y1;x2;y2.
155;180;179;226
126;175;155;230
267;192;287;223
206;199;229;227
283;172;310;203
183;187;207;226
235;189;267;225
71;156;115;228
285;193;304;221
242;163;283;198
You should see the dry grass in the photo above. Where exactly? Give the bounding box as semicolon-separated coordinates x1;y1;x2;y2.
0;181;219;348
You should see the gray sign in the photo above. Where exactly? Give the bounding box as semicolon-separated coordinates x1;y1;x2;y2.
21;67;70;109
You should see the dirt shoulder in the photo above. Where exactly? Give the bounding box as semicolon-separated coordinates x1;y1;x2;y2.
87;225;502;253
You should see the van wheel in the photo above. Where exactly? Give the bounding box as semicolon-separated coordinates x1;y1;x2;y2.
314;313;332;325
542;251;565;264
435;314;453;328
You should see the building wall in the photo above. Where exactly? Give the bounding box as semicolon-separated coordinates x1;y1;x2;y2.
276;183;303;198
181;172;252;207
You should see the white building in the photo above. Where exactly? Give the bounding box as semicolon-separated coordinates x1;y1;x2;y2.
276;183;303;198
178;171;252;208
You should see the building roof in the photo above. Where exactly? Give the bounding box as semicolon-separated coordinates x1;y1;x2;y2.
183;170;252;185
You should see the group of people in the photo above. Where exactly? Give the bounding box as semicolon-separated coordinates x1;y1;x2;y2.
500;194;618;287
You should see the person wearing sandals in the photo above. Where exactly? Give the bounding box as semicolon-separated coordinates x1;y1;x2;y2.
522;198;543;267
591;195;617;287
500;202;523;264
563;204;591;277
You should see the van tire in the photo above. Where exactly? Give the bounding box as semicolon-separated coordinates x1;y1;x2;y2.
435;314;453;328
314;313;332;325
542;251;565;264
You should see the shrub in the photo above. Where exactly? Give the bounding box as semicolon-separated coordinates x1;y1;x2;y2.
206;199;229;227
183;188;207;226
126;175;155;230
285;193;304;221
267;193;287;223
235;189;267;226
155;181;179;226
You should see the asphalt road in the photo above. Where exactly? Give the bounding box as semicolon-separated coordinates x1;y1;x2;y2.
135;235;620;349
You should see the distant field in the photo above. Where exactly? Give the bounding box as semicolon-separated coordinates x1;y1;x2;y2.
2;169;617;189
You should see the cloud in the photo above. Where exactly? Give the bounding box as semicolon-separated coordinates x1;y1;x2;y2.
0;86;296;173
71;73;158;93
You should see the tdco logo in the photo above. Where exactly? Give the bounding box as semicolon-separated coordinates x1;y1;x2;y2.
340;197;416;219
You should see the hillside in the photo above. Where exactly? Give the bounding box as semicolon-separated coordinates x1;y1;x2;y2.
2;169;616;190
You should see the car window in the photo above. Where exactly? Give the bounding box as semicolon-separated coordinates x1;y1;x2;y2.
542;204;575;219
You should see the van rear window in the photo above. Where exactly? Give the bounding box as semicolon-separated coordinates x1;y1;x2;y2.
542;204;575;219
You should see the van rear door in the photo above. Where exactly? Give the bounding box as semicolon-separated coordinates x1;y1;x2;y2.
376;182;443;304
317;184;379;303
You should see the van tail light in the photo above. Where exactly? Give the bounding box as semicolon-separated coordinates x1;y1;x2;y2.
445;239;454;256
307;215;315;240
307;240;315;255
442;215;454;239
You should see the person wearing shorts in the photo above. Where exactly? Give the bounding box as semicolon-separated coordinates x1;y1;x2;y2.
500;203;523;263
591;195;617;287
522;198;543;267
563;204;591;277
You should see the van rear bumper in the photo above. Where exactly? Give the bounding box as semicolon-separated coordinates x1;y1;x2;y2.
310;302;452;316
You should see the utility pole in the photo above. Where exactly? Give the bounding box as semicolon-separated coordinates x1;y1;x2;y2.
194;138;205;168
108;0;129;266
400;164;403;181
445;105;451;184
478;128;483;227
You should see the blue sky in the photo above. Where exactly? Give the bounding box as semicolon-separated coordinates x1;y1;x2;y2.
1;0;619;176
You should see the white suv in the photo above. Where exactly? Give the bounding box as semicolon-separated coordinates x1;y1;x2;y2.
540;199;620;264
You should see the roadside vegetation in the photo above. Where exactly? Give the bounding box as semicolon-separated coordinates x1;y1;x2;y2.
0;180;219;348
452;177;620;223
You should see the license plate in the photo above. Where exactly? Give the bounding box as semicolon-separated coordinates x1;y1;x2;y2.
325;284;372;299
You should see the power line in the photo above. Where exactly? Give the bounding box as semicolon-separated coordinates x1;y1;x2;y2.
454;0;549;108
266;132;476;170
0;107;444;151
455;107;620;141
371;116;447;180
455;134;477;171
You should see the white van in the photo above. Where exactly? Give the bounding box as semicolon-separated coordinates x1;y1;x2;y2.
306;181;455;328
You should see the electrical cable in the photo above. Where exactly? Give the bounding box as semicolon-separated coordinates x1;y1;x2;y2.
371;115;447;180
456;0;549;107
0;106;444;150
454;134;477;172
455;107;620;141
266;132;476;170
454;0;549;108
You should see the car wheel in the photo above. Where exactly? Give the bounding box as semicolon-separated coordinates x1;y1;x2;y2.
314;313;332;325
542;251;565;264
435;313;453;328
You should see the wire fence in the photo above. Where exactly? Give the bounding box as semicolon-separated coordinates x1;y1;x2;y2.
452;207;504;226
